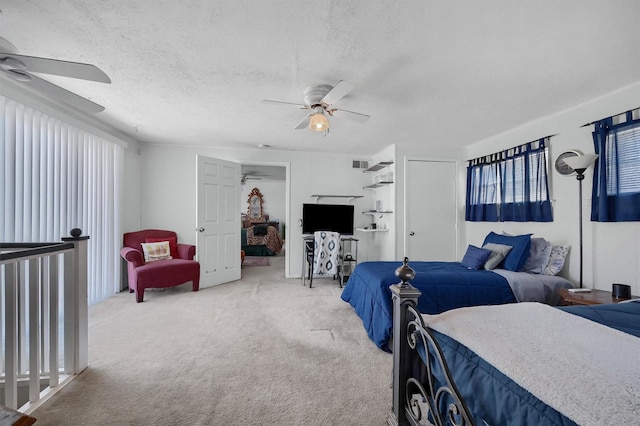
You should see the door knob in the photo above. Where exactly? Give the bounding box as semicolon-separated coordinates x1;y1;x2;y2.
409;231;415;236
198;227;205;232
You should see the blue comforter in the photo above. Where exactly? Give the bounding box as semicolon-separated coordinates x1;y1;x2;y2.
340;261;516;351
560;301;640;337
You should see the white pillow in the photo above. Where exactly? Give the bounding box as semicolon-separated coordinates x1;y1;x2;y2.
542;245;570;276
481;243;513;270
141;241;172;262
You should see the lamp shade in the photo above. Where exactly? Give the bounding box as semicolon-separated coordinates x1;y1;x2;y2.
562;153;598;173
309;112;329;132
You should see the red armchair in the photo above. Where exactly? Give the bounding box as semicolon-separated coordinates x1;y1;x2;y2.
121;229;200;303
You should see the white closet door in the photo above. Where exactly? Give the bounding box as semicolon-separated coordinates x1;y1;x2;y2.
406;160;457;261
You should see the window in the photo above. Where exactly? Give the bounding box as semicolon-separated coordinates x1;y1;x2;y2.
592;110;640;221
0;95;124;303
466;161;499;222
466;138;552;222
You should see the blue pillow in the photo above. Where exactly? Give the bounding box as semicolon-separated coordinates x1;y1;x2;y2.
482;232;532;271
461;245;493;270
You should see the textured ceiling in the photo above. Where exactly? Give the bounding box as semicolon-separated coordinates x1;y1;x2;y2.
1;1;639;154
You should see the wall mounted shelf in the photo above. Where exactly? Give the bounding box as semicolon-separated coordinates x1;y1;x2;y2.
363;161;393;173
363;210;393;215
356;228;390;233
310;194;363;203
363;182;393;189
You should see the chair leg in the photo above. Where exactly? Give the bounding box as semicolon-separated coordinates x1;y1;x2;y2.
303;258;308;286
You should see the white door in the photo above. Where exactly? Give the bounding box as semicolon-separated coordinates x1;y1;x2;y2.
196;155;241;288
406;160;457;261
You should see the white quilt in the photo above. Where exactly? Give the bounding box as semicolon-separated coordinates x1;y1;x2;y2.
423;302;640;426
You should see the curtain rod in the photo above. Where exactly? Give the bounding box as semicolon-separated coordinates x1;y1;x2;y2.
581;107;640;127
466;135;555;164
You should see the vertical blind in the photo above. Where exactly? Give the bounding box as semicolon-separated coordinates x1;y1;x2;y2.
1;95;123;304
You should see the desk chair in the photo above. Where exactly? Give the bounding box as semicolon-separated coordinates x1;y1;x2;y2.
306;231;341;288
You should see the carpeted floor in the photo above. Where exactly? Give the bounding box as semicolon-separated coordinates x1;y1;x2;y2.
30;252;392;425
242;256;270;266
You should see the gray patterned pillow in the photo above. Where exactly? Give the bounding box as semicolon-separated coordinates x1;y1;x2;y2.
542;245;570;275
522;237;552;274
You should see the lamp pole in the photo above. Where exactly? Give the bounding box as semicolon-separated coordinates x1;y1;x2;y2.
563;153;598;289
576;171;585;288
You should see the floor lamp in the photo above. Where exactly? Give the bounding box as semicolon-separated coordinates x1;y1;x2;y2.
562;153;599;288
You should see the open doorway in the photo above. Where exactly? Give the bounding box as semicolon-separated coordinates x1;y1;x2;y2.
240;163;290;276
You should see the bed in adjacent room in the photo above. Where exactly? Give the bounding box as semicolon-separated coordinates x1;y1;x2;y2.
389;287;640;425
241;224;283;256
341;232;573;351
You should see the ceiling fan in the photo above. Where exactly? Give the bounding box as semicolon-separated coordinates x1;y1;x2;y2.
0;36;111;113
262;80;369;134
241;174;262;185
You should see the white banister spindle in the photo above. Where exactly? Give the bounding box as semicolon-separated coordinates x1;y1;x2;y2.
40;256;50;377
19;261;28;374
28;258;41;403
62;234;89;374
0;268;4;373
63;250;74;375
3;262;18;409
48;254;59;387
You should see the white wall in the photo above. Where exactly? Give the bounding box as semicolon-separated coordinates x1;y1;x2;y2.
463;81;640;293
138;144;373;278
122;149;142;233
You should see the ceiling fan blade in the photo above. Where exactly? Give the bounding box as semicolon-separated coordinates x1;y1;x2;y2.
333;108;370;123
11;71;105;113
294;114;312;129
0;53;111;83
261;99;307;108
321;80;354;106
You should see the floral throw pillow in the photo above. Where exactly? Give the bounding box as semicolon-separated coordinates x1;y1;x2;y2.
542;245;570;276
145;236;178;259
141;241;172;262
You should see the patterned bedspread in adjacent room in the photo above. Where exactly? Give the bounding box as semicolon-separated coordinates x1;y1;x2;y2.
244;225;283;254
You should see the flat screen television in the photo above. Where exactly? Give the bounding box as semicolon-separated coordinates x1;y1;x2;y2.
302;203;355;235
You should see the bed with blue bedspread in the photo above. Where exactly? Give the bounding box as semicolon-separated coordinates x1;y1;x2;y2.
341;260;572;351
391;297;640;425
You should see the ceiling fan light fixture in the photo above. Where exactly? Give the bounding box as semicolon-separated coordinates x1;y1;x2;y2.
309;111;329;132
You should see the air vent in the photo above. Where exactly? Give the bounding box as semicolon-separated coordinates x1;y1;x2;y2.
352;160;369;169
